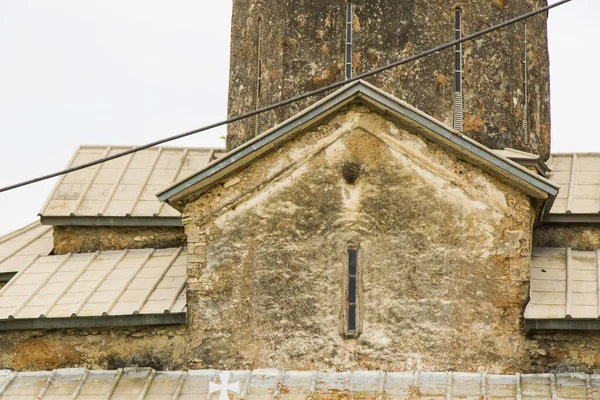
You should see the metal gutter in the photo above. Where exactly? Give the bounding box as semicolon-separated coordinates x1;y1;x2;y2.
526;318;600;331
0;312;186;331
158;80;558;207
40;216;183;227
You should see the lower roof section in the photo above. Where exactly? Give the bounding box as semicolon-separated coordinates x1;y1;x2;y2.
0;221;53;274
39;145;223;222
0;247;187;326
0;368;597;399
526;247;600;322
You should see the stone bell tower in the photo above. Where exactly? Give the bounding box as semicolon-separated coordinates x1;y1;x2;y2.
226;0;551;160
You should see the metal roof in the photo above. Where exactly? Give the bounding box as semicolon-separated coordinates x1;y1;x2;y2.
0;368;597;399
0;221;53;275
545;153;600;222
526;247;600;328
0;248;186;329
40;146;223;226
158;80;559;213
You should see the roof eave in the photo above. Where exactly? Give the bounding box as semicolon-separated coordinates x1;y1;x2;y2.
0;313;187;331
525;318;600;331
40;216;183;227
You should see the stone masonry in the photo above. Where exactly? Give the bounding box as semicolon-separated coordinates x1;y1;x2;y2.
182;103;549;372
52;226;186;255
227;0;551;159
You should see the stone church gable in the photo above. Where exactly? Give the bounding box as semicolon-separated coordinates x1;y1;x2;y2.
158;82;559;372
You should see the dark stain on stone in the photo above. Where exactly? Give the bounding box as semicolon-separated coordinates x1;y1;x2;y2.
342;161;362;184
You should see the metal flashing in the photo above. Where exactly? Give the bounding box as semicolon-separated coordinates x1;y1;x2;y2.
525;319;600;331
158;80;558;212
40;216;183;227
542;214;600;224
0;313;186;331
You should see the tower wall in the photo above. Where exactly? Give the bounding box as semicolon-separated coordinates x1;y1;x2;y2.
227;0;551;159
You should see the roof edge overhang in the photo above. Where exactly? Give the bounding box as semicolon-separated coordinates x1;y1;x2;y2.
526;318;600;331
542;214;600;224
158;80;559;214
40;216;183;227
0;312;186;331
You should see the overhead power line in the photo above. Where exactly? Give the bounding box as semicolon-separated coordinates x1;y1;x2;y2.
0;0;573;194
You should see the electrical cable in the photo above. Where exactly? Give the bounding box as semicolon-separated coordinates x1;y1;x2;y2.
0;0;573;194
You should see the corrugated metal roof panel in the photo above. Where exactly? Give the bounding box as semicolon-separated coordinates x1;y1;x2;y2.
0;248;186;321
526;247;600;320
547;153;600;215
0;221;53;274
39;146;223;219
0;369;597;399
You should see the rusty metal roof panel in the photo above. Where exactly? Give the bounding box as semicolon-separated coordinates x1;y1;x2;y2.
0;248;186;323
0;369;598;399
546;153;600;215
39;146;223;221
0;221;53;275
526;247;600;321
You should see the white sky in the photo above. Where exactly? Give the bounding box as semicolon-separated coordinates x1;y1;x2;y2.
0;0;597;236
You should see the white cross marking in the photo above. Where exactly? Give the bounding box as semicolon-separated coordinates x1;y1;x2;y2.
208;372;240;400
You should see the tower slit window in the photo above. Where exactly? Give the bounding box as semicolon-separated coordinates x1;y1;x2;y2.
453;8;464;132
254;18;263;135
346;246;359;334
345;1;353;80
523;21;529;144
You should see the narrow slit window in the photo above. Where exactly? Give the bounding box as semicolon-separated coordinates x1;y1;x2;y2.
453;8;464;132
345;1;353;80
254;18;263;135
522;21;529;144
346;247;358;334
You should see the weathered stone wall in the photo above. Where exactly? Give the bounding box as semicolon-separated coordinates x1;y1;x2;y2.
227;0;551;159
184;104;541;372
533;224;600;251
0;325;186;371
53;226;186;255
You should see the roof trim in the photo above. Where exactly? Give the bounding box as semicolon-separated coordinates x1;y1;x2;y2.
543;214;600;224
525;318;600;331
0;312;186;331
40;216;182;227
158;80;559;209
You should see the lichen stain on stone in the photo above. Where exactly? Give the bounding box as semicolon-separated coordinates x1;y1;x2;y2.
435;73;446;92
310;64;342;90
492;0;509;9
13;338;82;370
464;99;486;135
